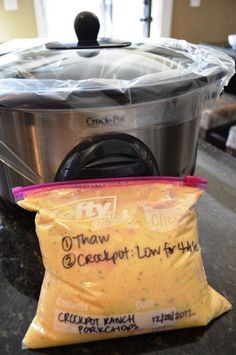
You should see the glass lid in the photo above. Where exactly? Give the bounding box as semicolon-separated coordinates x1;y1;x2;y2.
0;12;234;109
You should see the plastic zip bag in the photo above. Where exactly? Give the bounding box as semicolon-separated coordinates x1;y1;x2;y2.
13;176;232;349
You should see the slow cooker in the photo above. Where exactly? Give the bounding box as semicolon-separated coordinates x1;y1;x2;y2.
0;12;234;204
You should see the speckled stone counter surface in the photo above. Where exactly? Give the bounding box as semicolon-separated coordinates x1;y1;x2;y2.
0;139;235;355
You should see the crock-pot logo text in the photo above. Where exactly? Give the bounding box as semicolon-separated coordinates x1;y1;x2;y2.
86;114;125;127
57;196;117;221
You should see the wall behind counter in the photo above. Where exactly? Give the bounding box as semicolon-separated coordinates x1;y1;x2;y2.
171;0;236;44
0;0;37;42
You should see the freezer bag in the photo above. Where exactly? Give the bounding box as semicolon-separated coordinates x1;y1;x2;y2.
13;177;232;349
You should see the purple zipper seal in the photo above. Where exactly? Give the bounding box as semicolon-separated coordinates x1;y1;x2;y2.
12;176;207;202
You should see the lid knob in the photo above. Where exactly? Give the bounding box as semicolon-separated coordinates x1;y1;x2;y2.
46;11;131;50
74;11;100;46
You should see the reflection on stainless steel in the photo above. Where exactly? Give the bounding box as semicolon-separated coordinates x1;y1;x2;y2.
0;140;42;184
29;122;43;179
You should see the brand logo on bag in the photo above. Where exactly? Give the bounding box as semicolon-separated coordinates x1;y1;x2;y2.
144;196;196;232
57;196;117;221
76;196;117;220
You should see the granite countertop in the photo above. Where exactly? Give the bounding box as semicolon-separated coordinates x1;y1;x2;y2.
0;139;235;355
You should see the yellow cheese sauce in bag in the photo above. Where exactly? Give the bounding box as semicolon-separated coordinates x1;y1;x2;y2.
13;177;231;349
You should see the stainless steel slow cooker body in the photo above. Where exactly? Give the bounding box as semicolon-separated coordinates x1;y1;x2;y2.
0;14;234;203
0;95;201;202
